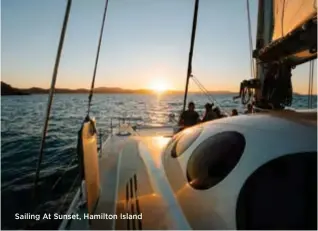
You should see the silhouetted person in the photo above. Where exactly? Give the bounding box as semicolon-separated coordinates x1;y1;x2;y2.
202;103;217;122
232;109;238;116
213;107;225;119
244;103;253;114
178;102;200;129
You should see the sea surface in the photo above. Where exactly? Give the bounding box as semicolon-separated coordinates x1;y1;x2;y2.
1;93;317;229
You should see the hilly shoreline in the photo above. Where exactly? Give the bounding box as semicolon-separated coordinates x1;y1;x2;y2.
1;81;235;95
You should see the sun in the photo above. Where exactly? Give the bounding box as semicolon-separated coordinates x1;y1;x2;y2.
149;79;169;93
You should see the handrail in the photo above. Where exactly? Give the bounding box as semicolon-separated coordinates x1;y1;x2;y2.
110;116;143;121
136;125;180;130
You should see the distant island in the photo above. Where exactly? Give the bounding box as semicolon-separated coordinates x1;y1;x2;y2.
1;81;235;96
1;82;31;95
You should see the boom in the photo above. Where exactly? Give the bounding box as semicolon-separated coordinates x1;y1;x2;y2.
235;0;317;110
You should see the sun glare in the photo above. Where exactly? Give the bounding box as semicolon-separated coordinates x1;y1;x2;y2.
149;79;169;93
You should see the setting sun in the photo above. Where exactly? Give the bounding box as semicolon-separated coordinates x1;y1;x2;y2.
149;79;169;93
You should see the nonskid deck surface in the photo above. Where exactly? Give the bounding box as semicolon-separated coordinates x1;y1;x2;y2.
90;136;129;230
114;140;154;230
90;133;189;230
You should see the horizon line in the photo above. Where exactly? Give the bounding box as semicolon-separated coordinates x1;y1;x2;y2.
1;81;314;96
1;81;236;93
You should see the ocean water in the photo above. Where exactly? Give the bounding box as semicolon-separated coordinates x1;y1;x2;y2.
1;93;316;229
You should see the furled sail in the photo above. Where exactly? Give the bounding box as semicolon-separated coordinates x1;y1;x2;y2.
272;0;317;41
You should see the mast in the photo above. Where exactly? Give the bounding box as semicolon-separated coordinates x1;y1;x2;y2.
182;0;199;112
253;0;274;104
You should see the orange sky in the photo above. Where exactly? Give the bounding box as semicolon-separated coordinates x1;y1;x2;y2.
2;0;317;95
4;66;316;95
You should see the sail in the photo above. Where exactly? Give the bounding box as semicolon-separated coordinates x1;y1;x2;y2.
272;0;317;41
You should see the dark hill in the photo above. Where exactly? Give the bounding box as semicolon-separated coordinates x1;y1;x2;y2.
1;82;30;95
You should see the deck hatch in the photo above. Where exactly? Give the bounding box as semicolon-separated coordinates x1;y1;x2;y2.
187;131;246;190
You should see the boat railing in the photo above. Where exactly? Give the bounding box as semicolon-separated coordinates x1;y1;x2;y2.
136;125;178;129
109;116;143;134
104;116;183;137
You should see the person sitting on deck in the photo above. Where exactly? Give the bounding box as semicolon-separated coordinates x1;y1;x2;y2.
244;103;253;114
231;109;238;116
202;103;217;122
213;107;226;119
178;102;200;129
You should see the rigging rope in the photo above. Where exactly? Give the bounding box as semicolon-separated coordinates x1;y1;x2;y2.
246;0;255;79
191;76;215;102
87;0;109;116
191;75;230;116
51;157;77;190
57;173;80;214
33;0;72;197
28;157;77;228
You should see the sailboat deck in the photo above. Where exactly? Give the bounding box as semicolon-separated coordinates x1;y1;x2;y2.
89;131;189;230
111;124;177;137
134;126;176;137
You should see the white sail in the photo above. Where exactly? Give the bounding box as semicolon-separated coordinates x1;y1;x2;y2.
272;0;317;41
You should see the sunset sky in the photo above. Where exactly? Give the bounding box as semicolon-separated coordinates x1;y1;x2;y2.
2;0;317;94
